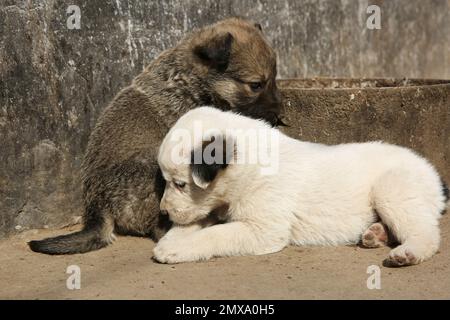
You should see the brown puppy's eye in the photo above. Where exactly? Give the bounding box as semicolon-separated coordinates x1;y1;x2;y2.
174;180;186;189
249;82;263;92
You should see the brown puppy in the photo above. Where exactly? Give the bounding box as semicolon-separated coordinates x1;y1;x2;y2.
28;17;282;254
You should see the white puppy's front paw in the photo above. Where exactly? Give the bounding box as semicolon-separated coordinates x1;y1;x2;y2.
153;239;210;264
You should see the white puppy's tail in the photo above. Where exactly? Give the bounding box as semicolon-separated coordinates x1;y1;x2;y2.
441;179;449;214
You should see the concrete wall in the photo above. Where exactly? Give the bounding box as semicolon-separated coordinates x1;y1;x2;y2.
1;0;449;237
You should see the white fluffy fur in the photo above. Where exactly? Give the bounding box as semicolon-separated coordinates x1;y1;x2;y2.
154;107;447;266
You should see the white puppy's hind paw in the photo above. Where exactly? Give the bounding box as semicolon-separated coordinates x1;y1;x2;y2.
384;244;421;267
362;222;388;248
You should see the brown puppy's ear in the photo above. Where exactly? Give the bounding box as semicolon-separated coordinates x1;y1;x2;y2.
193;32;233;72
190;135;234;189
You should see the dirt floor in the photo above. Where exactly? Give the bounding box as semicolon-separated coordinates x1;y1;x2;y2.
1;212;449;300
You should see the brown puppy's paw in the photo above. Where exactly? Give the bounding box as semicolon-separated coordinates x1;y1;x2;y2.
361;222;388;248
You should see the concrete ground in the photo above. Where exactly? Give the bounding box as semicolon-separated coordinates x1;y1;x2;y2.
1;212;449;300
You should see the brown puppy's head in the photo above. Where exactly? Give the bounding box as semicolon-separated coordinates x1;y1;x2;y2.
190;18;283;126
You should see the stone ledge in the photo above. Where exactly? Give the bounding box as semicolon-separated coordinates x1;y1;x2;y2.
280;78;450;184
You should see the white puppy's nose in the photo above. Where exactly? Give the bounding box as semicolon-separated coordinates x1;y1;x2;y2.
160;199;168;211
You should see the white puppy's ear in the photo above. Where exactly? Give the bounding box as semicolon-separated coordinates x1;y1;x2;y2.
192;174;211;190
190;134;234;189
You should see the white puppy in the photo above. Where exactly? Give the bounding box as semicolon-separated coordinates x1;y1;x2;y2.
154;107;448;266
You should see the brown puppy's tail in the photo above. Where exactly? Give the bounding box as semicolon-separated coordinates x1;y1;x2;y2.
28;221;113;255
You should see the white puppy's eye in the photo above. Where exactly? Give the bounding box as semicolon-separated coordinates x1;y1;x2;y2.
173;180;186;189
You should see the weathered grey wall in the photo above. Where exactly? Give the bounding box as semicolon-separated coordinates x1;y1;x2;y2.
1;0;449;237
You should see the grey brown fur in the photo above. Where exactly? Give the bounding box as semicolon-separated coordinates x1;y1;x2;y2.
28;18;282;254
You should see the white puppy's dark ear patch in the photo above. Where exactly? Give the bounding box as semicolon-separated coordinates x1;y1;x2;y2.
190;135;234;189
193;32;233;72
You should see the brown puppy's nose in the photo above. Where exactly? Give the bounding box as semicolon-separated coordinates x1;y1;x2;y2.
273;89;282;106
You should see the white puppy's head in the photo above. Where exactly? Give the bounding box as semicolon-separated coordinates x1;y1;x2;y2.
158;106;276;225
157;108;236;225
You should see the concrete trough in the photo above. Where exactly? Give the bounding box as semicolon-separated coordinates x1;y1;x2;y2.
279;78;450;182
